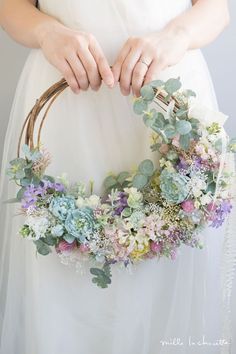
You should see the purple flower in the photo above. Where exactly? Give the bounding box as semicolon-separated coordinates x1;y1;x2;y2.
193;157;202;169
176;157;189;171
114;192;128;216
210;200;232;228
21;184;46;209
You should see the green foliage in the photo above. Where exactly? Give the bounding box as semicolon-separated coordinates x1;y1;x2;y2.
164;78;181;95
104;175;117;190
22;144;41;162
164;124;176;138
132;174;149;189
149;79;164;88
17;187;26;201
140;85;155;101
179;134;191;150
138;159;154;177
176;120;192;135
90;263;112;289
43;234;58;246
133;98;148;115
117;171;130;185
33;239;52;256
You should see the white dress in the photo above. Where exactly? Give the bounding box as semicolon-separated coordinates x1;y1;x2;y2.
0;1;235;353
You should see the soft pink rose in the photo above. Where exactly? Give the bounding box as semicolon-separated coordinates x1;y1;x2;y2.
150;241;162;253
56;240;77;253
181;200;195;213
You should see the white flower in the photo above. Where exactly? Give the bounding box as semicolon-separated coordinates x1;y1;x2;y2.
188;176;207;198
188;98;228;127
76;195;101;209
25;211;51;240
200;193;212;205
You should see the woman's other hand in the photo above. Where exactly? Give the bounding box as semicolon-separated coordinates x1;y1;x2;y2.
112;28;189;97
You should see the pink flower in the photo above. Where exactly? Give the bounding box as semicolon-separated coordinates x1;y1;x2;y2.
172;134;180;148
181;200;195;213
159;144;169;154
150;241;162;253
207;202;217;212
56;240;77;253
79;243;90;253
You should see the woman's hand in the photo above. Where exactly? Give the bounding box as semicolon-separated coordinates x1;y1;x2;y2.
112;28;190;97
39;23;114;94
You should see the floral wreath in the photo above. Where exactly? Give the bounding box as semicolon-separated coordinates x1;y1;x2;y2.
6;77;236;288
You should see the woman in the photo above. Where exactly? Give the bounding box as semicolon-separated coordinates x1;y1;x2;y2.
0;1;233;353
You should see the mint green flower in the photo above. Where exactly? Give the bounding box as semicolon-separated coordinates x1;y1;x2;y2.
51;224;64;237
160;169;189;204
124;187;143;209
65;207;96;242
49;196;76;221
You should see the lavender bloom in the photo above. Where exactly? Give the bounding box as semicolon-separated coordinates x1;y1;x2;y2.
114;192;128;216
41;180;65;193
210;200;232;228
21;184;46;209
193;157;202;169
176;157;189;171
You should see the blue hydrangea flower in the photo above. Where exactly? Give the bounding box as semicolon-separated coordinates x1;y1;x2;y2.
49;196;76;221
65;207;96;242
160;169;189;204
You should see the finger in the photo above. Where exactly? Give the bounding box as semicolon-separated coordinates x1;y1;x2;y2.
132;60;151;97
89;40;114;88
59;60;80;94
119;48;142;96
78;45;101;91
112;41;131;84
143;58;167;85
66;52;89;90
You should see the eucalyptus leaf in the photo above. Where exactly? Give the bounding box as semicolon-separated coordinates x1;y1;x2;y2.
140;85;155;101
149;79;164;88
17;187;26;201
138;159;154;176
104;175;117;190
132;174;149;189
164;124;176;139
164;78;181;95
176;108;188;118
117;171;130;185
44;234;58;246
33;240;52;256
90;266;112;288
154;112;166;129
179;134;191;150
43;175;55;183
176;120;192;135
133;98;148;115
